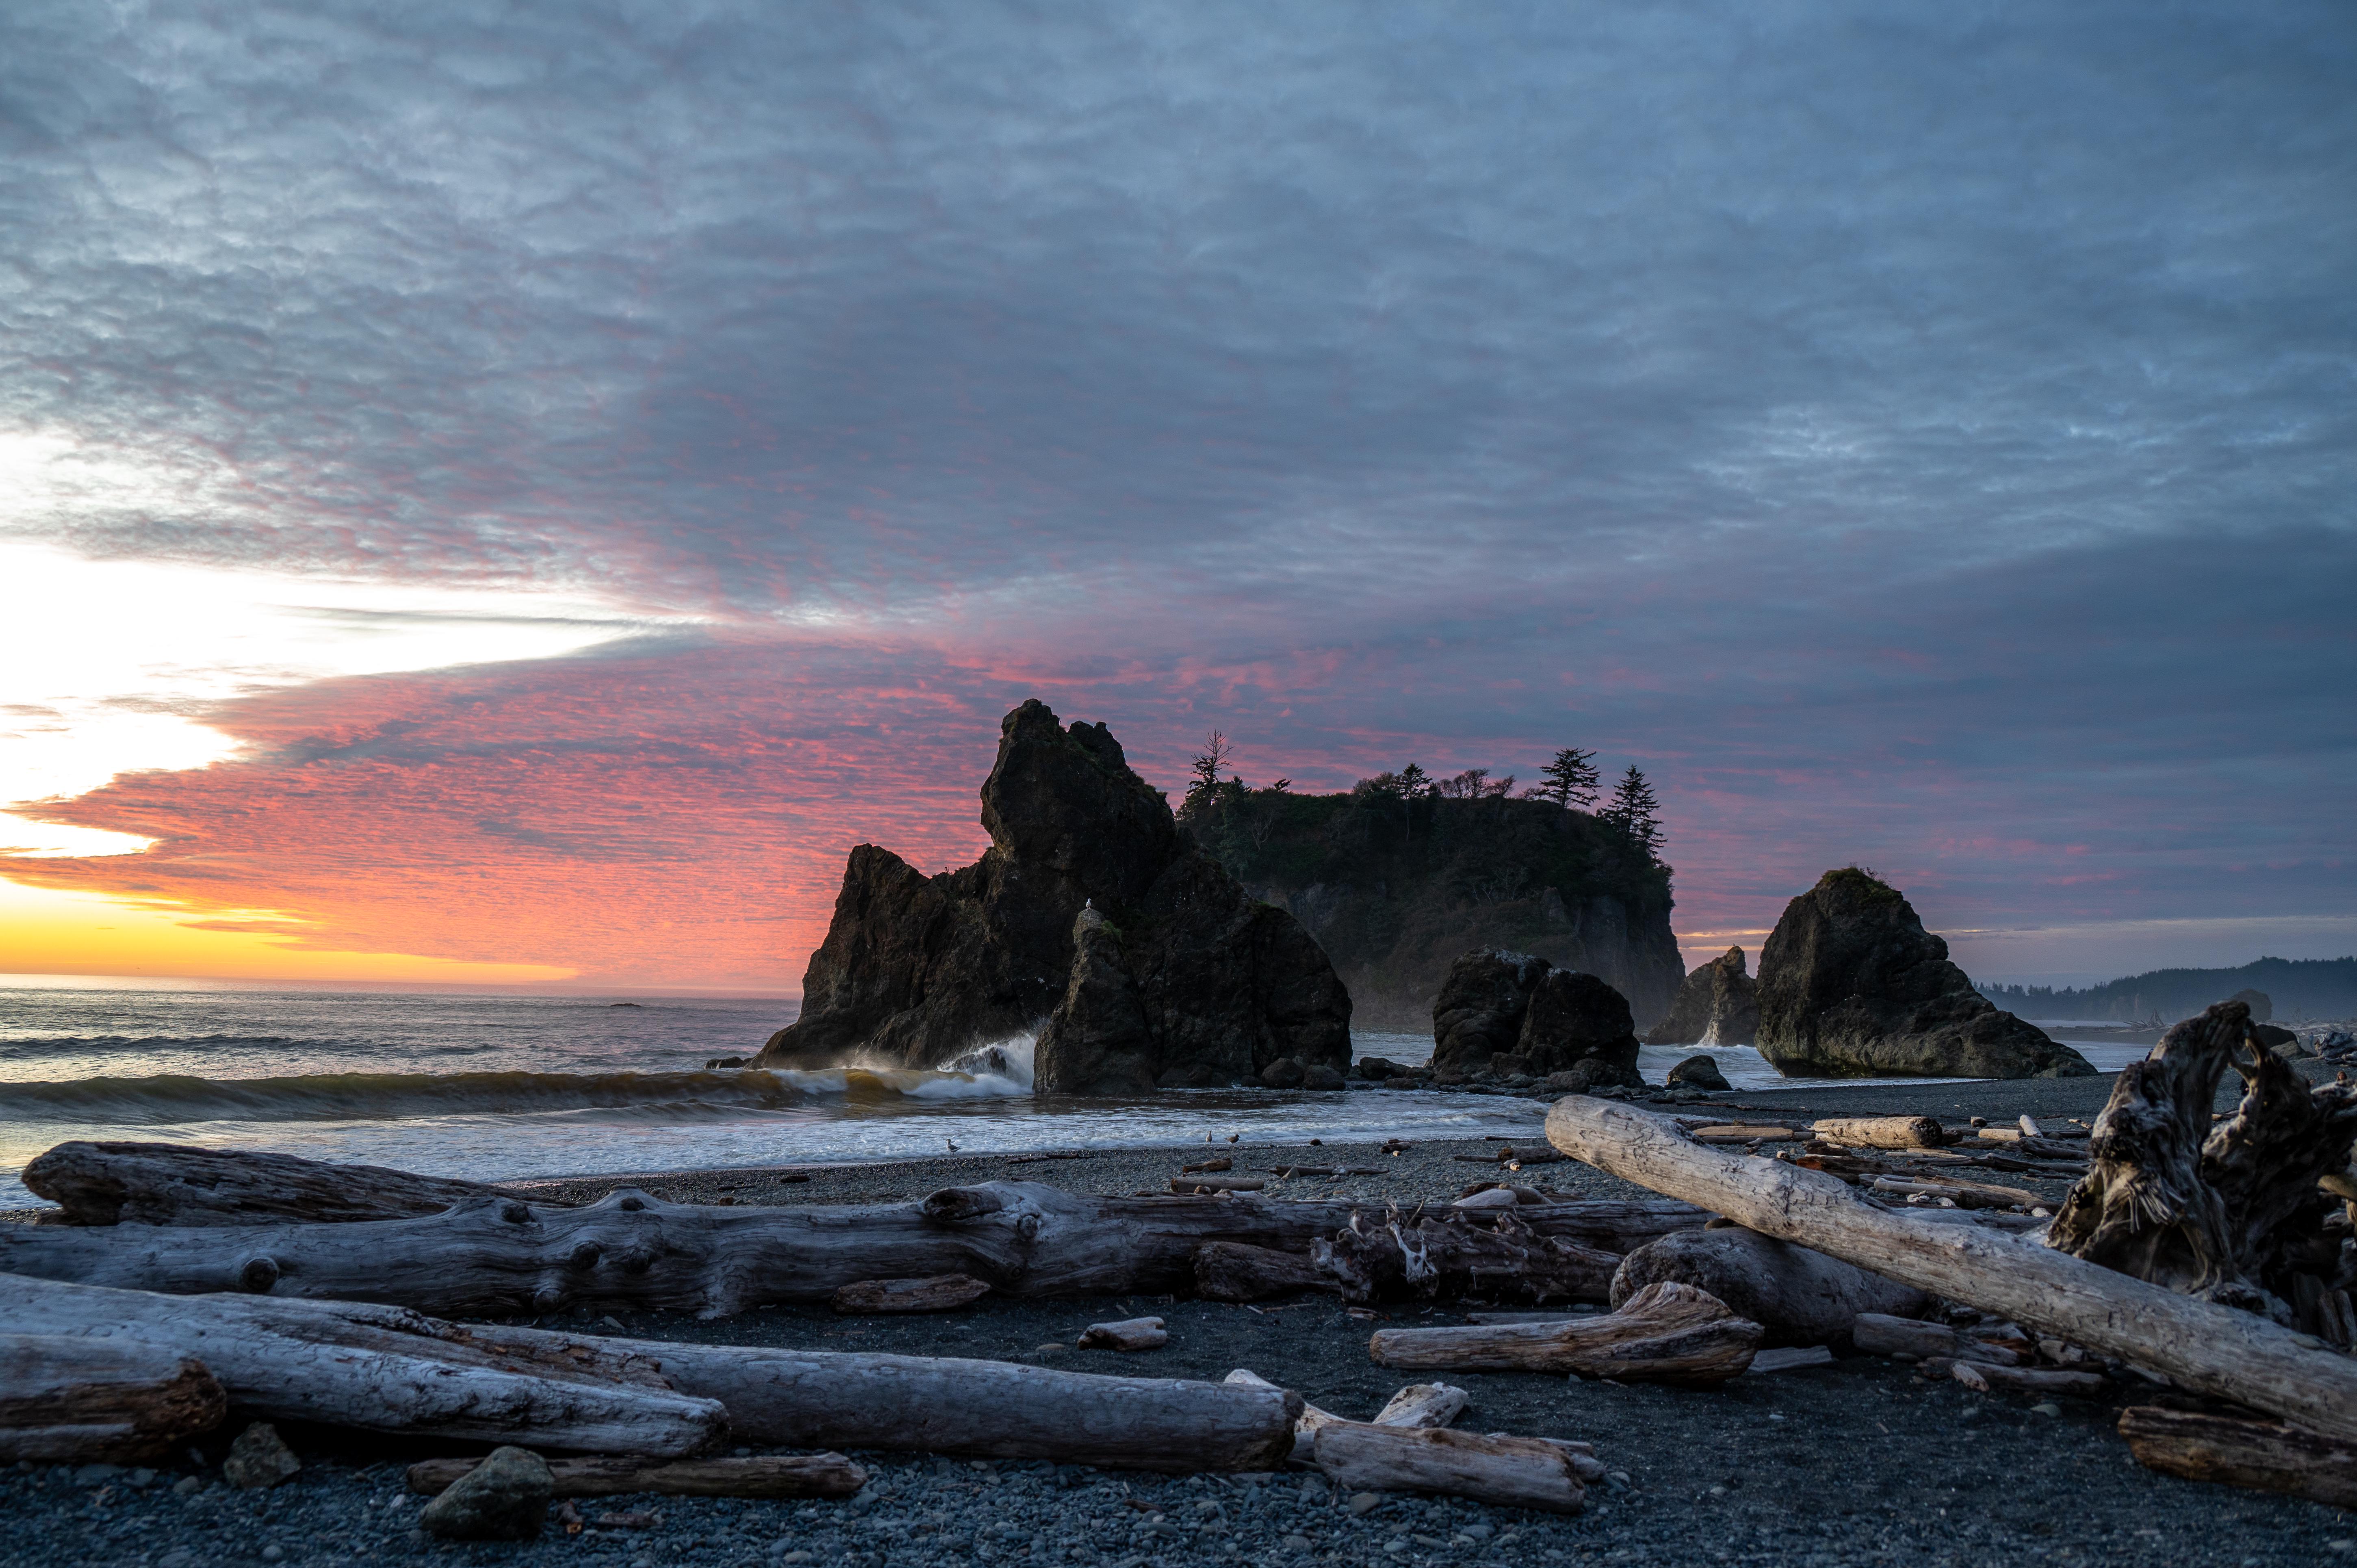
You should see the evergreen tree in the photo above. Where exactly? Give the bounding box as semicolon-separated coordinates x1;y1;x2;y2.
1535;747;1600;810
1601;765;1664;859
1188;731;1233;801
1396;762;1431;797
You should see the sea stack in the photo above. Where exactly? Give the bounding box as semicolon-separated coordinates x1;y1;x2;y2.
755;700;1352;1092
1644;946;1759;1046
1752;868;2094;1079
1429;949;1644;1087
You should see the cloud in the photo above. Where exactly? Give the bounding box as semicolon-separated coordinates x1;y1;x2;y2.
0;1;2350;984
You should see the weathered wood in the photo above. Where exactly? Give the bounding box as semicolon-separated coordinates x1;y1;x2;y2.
1079;1317;1168;1350
1194;1243;1339;1302
409;1453;867;1499
1314;1207;1626;1306
1170;1176;1265;1194
0;1179;1701;1319
0;1276;724;1454
830;1275;990;1315
1367;1281;1761;1386
1850;1313;2026;1365
2049;1001;2357;1313
1371;1383;1467;1429
0;1334;228;1462
1867;1174;2046;1211
2117;1406;2357;1509
22;1141;543;1227
1310;1424;1586;1513
1608;1228;1930;1347
1930;1358;2103;1397
1814;1117;1947;1150
1544;1094;2357;1444
455;1325;1300;1473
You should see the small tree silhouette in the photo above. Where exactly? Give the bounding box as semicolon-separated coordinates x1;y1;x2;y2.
1188;731;1233;800
1600;765;1664;859
1534;747;1600;810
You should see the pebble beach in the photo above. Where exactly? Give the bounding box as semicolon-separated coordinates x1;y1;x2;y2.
6;1068;2352;1567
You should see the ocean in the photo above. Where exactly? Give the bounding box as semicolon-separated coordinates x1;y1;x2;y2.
0;980;2151;1208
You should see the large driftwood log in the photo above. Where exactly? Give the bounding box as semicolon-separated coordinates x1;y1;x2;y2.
0;1276;725;1455
23;1141;542;1226
1608;1228;1930;1347
1310;1424;1586;1513
1367;1281;1761;1386
0;1334;228;1462
2049;1001;2357;1317
1545;1095;2357;1444
2117;1406;2357;1509
457;1323;1299;1473
409;1453;868;1499
0;1179;1700;1318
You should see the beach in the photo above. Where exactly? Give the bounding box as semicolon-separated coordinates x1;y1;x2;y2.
5;1066;2350;1567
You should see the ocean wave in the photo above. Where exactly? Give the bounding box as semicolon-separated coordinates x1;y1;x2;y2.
0;1057;1035;1126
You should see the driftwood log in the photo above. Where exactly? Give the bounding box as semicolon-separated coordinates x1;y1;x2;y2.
0;1276;725;1454
2116;1406;2357;1509
1608;1228;1931;1347
1079;1317;1168;1350
1544;1094;2357;1445
1850;1312;2027;1365
462;1323;1298;1473
0;1178;1702;1318
1224;1368;1589;1506
22;1141;544;1226
1931;1358;2103;1397
1314;1207;1626;1305
409;1453;868;1499
1311;1424;1586;1513
1372;1383;1468;1429
0;1334;228;1462
830;1275;991;1314
1367;1281;1761;1386
2049;1001;2357;1333
1195;1243;1338;1302
1813;1117;1947;1150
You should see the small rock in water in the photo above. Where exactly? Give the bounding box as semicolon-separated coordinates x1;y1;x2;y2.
1666;1054;1731;1092
222;1423;301;1491
1260;1057;1306;1089
418;1446;553;1541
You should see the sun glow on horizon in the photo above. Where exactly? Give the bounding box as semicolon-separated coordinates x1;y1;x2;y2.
0;876;579;985
0;533;700;981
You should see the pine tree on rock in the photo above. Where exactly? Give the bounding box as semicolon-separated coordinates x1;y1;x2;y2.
1602;766;1664;860
1535;747;1600;810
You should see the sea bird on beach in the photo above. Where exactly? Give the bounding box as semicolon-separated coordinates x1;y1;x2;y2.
945;1138;959;1152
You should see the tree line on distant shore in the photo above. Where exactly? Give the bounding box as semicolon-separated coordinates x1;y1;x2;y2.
1182;734;1666;867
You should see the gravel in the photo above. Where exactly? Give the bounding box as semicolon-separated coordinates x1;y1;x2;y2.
5;1068;2351;1565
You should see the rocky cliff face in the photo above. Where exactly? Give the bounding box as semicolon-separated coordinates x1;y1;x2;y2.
1429;949;1644;1087
1188;790;1683;1029
1754;869;2095;1079
755;700;1351;1091
1645;946;1759;1046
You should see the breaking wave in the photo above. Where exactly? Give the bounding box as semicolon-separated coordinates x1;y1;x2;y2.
0;1038;1039;1127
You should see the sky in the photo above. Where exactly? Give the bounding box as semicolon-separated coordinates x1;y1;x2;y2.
1;1;2351;994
